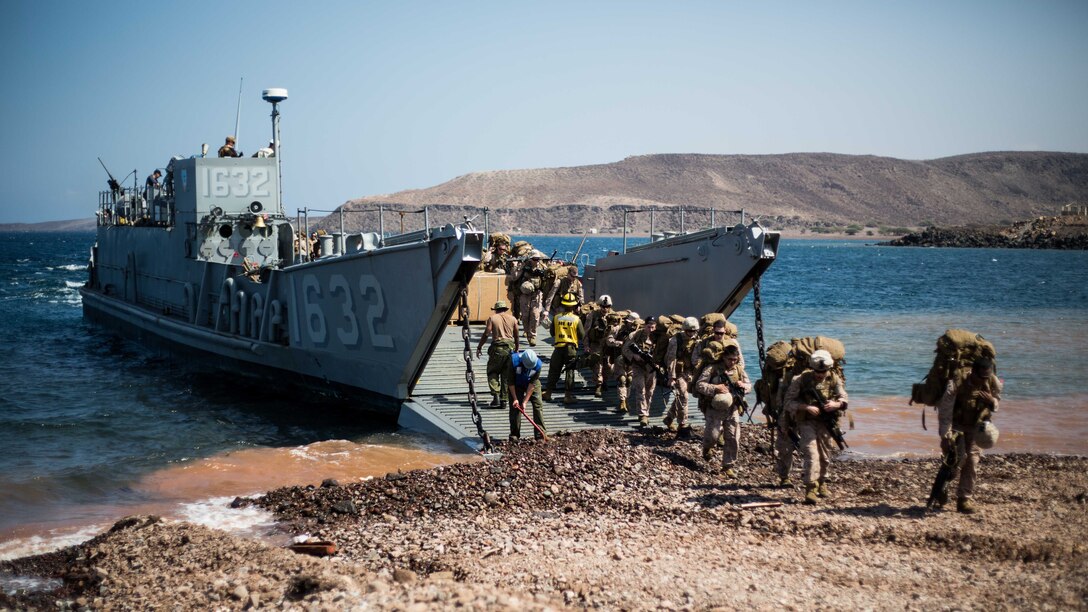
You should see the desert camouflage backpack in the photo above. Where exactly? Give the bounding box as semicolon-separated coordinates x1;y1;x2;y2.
511;240;534;258
699;312;738;339
911;329;997;407
489;232;511;248
652;314;687;363
754;340;793;418
778;336;847;404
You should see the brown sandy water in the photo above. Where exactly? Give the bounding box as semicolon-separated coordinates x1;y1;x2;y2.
0;440;478;560
844;394;1088;457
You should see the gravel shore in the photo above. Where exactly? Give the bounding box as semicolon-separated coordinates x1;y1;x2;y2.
3;426;1086;610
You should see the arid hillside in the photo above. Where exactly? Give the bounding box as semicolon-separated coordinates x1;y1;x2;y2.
330;151;1088;234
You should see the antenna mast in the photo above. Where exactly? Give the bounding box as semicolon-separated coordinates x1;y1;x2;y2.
233;77;244;144
262;88;288;215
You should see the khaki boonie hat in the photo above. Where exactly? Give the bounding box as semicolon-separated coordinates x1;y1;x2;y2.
493;300;508;311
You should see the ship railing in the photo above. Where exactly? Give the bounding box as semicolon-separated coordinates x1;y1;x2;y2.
620;206;746;254
96;187;174;228
293;205;438;261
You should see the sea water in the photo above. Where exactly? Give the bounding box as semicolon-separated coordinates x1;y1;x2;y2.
1;231;1085;558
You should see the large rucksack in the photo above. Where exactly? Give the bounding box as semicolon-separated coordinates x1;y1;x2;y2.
911;329;997;407
777;336;847;404
699;312;738;339
652;314;686;363
755;340;793;417
511;240;534;258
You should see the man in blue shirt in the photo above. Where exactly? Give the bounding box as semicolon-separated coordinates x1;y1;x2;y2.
504;349;547;440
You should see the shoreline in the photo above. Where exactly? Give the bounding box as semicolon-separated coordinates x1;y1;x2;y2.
3;427;1085;609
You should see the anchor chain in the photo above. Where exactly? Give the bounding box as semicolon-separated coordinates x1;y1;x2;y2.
459;283;494;454
748;277;768;424
753;277;767;371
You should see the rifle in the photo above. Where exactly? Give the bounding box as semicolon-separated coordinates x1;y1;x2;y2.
806;385;848;451
629;342;666;377
98;157;122;194
725;377;750;416
926;431;962;510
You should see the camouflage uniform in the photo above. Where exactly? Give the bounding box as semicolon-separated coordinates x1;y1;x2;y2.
584;307;615;392
772;377;799;482
697;361;750;468
512;259;546;345
936;372;1001;503
605;319;637;412
784;370;848;488
481;244;511;273
664;330;699;428
543;268;584;318
622;326;658;419
218;137;241;158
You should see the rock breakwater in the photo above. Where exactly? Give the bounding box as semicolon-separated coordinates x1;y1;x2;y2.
883;215;1088;249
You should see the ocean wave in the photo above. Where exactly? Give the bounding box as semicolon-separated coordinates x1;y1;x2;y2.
64;280;83;288
174;496;279;538
0;524;105;561
58;264;86;271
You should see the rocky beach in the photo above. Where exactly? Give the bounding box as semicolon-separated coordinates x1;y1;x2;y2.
3;426;1086;610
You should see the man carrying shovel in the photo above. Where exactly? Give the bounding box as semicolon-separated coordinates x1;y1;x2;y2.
504;349;548;441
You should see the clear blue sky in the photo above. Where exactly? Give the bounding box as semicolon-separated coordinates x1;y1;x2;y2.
1;0;1086;223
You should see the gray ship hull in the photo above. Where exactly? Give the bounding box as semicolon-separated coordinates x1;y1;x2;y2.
83;157;483;407
584;223;778;318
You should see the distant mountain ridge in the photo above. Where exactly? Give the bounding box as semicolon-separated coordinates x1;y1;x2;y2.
8;152;1087;234
338;151;1088;233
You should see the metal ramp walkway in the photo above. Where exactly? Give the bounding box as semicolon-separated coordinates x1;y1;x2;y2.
397;325;706;452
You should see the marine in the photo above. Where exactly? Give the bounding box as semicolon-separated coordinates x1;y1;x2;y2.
583;295;615;398
481;234;512;273
935;357;1001;514
512;250;547;346
542;264;584;323
607;312;640;415
622;316;660;427
783;349;849;504
543;292;585;404
475;300;519;410
696;343;750;477
663;316;700;435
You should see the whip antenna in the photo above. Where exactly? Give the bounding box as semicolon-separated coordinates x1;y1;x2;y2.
233;77;244;145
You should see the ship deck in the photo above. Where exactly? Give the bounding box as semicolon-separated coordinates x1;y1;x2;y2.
398;325;706;453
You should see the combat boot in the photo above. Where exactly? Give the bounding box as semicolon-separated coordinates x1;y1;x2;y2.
723;467;737;479
616;398;628;414
663;415;675;430
489;394;500;409
677;424;693;438
956;498;977;514
541;389;552;402
702;447;712;462
817;480;830;498
638;415;649;427
804;483;819;505
528;338;537;347
563;391;574;404
594;385;603;398
778;477;794;488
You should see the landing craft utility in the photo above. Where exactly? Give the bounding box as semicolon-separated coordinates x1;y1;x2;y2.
81;89;483;407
